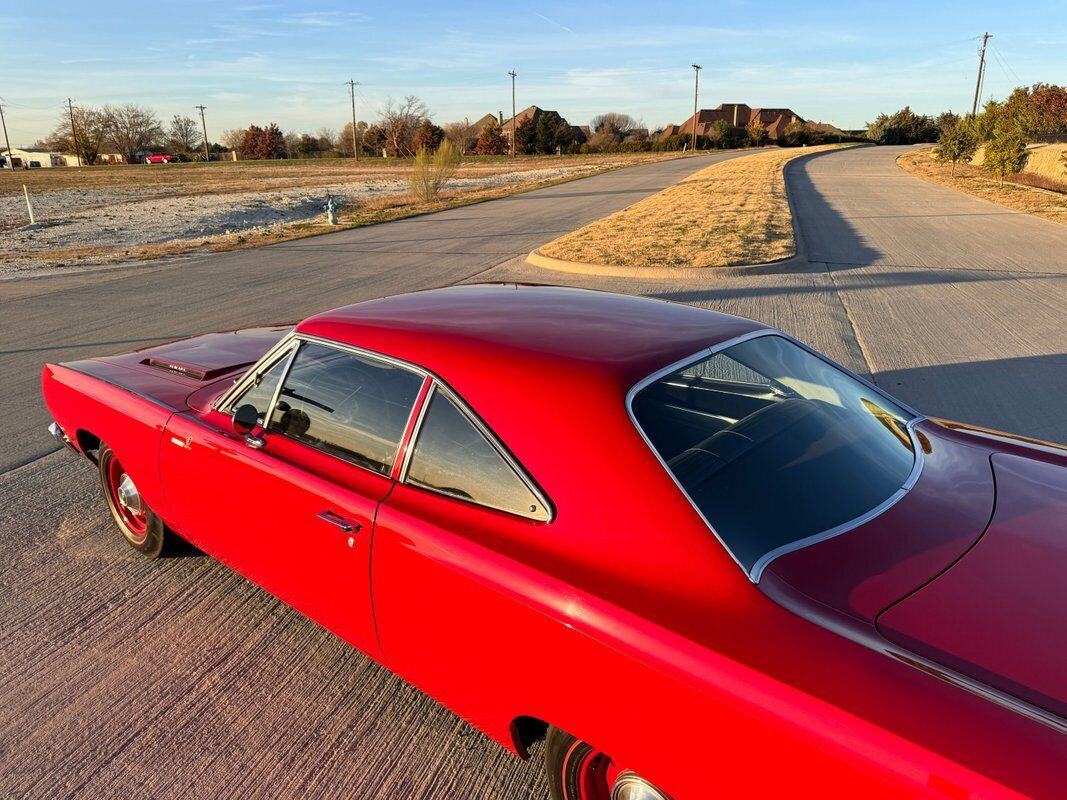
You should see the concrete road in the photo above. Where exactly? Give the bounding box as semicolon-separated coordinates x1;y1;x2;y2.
0;152;741;800
2;146;1065;799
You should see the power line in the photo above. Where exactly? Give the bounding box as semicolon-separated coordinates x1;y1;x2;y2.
346;79;360;160
971;32;991;116
989;43;1022;85
508;70;517;157
0;102;13;170
195;105;210;161
67;98;82;167
690;64;702;153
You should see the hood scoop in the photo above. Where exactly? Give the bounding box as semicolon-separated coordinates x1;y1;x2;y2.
140;356;254;382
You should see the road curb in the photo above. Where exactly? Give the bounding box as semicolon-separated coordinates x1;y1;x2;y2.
525;247;804;279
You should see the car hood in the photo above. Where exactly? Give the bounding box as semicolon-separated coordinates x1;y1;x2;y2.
60;326;289;411
876;451;1067;719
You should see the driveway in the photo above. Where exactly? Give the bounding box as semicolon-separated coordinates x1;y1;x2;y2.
1;146;1065;799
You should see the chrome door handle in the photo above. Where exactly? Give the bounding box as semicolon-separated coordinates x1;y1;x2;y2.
316;511;361;534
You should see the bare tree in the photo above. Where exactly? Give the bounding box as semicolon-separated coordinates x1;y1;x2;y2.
168;114;200;153
221;128;245;151
103;104;164;162
380;95;429;157
283;130;300;159
590;112;638;140
316;127;337;151
442;121;474;153
43;106;108;164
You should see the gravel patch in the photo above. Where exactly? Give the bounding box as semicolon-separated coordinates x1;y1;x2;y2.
0;165;615;276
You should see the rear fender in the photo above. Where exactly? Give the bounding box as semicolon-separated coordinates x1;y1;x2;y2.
42;364;176;525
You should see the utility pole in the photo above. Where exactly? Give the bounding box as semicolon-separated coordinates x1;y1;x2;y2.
691;64;702;153
508;69;517;157
67;98;82;167
346;79;360;160
195;105;210;161
0;102;13;170
971;32;991;117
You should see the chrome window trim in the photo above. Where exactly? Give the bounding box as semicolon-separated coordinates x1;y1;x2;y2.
214;330;553;520
400;381;554;523
259;335;426;477
214;331;300;412
626;328;925;584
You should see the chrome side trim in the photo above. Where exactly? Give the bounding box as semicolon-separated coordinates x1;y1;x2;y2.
749;418;925;581
261;344;300;428
625;329;924;584
397;382;437;482
213;331;300;412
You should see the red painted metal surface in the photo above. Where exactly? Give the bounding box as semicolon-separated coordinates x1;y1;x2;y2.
878;452;1067;720
40;285;1067;798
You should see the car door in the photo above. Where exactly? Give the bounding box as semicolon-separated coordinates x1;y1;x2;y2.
161;338;426;658
371;384;553;704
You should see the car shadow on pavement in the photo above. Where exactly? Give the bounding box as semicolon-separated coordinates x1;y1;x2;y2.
785;151;884;269
877;354;1067;445
647;267;1059;306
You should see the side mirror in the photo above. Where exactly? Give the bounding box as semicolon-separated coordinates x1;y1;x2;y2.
232;404;260;436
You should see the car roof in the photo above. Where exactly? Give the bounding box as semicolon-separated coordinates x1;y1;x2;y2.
296;283;767;391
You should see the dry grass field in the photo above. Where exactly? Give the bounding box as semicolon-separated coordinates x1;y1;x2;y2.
538;144;852;269
898;148;1067;226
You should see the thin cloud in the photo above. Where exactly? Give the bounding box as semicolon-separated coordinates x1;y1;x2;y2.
535;13;575;35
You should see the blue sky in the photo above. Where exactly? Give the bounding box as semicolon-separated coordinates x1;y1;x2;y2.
2;1;1065;145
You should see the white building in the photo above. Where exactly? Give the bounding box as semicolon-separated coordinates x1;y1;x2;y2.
2;148;65;168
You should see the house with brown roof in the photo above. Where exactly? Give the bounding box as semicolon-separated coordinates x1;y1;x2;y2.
663;103;804;142
501;105;587;145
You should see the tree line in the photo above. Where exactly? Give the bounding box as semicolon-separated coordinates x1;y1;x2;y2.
37;104;219;164
866;83;1067;182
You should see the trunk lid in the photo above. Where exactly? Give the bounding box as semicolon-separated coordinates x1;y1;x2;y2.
877;452;1067;719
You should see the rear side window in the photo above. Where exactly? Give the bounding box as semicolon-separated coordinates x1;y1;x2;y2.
405;389;549;521
632;334;918;578
269;342;423;474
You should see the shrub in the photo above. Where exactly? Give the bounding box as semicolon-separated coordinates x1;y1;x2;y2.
410;139;462;201
780;119;810;147
865;107;938;145
983;126;1028;182
935;120;978;174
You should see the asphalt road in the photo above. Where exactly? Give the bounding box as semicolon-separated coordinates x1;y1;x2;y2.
2;146;1065;799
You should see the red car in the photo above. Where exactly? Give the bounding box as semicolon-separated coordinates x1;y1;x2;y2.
41;285;1067;799
144;152;176;164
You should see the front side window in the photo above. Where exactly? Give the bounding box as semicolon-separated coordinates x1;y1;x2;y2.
405;389;549;521
268;342;423;474
632;334;918;578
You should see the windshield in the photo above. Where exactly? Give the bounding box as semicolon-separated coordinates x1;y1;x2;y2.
632;334;919;579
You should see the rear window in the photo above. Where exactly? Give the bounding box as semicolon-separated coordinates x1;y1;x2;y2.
632;334;918;578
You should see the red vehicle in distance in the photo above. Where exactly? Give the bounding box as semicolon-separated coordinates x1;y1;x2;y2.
143;152;177;164
41;285;1067;799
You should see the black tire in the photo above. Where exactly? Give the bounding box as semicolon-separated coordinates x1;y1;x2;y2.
545;725;611;800
98;443;168;558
